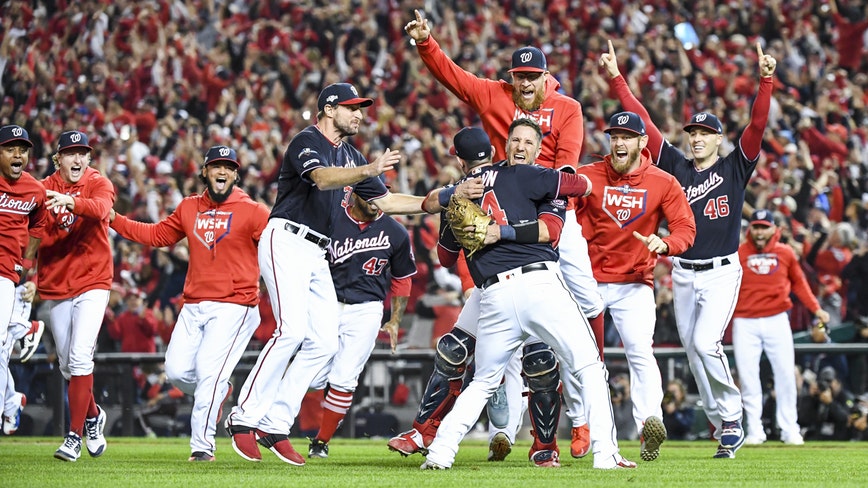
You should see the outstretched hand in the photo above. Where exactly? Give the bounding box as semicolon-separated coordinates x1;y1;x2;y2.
757;42;777;77
369;148;402;177
599;40;621;79
404;9;431;43
632;231;669;254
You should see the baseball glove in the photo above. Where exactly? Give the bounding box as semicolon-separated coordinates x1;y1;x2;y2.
445;195;492;257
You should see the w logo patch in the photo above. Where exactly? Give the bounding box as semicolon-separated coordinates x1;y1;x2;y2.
602;185;647;228
746;253;779;275
193;210;232;249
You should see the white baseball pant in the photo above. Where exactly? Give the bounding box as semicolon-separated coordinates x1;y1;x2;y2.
46;288;110;380
672;253;743;435
733;312;800;440
426;263;618;468
310;300;383;393
167;301;260;455
3;284;31;418
229;219;339;434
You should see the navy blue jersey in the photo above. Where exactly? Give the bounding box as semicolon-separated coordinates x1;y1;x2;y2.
440;162;566;286
328;207;416;304
270;125;389;236
657;143;757;260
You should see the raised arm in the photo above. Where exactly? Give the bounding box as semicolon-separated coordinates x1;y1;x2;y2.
740;42;777;161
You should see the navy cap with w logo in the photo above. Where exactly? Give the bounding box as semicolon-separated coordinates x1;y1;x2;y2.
683;112;723;134
0;125;33;147
57;130;93;152
204;145;239;168
604;111;646;136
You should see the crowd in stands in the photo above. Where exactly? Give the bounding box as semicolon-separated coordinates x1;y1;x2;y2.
2;0;867;438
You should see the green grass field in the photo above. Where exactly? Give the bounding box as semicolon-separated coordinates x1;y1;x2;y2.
1;437;866;487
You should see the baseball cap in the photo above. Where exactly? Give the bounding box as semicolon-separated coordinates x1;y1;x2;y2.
604;111;646;136
203;145;240;169
508;46;547;73
57;130;93;152
0;125;33;147
683;112;723;134
450;127;492;161
317;83;373;112
749;209;774;227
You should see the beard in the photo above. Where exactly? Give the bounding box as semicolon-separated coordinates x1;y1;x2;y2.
334;117;360;138
512;87;545;112
206;179;236;203
610;147;641;174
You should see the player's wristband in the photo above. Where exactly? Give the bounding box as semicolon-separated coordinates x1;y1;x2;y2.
499;225;516;241
513;222;539;243
438;186;457;208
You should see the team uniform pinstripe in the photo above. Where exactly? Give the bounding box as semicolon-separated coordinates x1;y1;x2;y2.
228;124;389;436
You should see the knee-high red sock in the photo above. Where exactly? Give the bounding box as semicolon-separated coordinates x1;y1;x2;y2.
589;314;605;361
315;389;354;443
68;374;94;436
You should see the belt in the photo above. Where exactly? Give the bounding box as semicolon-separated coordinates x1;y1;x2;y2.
285;222;331;250
679;257;730;272
481;262;550;289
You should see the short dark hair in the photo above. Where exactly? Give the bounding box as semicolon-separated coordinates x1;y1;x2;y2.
507;118;543;143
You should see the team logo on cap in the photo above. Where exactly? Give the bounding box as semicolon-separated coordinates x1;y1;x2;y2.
193;210;232;250
694;113;708;123
520;52;533;63
11;127;23;137
602;185;647;228
746;253;780;275
219;147;230;157
617;114;630;126
70;132;82;143
326;95;338;104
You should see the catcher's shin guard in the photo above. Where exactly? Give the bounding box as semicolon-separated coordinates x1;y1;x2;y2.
412;329;476;436
523;342;561;450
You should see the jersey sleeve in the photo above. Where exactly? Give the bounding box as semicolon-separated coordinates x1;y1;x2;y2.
388;222;417;280
111;203;188;247
610;74;666;162
552;96;584;172
287;133;328;183
738;76;774;162
72;174;115;220
660;175;697;255
786;245;822;313
416;36;499;111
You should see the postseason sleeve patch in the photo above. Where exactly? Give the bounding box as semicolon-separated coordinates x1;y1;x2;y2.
298;147;321;168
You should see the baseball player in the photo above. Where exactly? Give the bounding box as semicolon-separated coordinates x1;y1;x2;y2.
601;40;778;458
225;82;468;465
733;209;830;446
417;120;634;470
406;9;603;457
111;145;269;461
573;111;696;461
39;131;114;462
307;192;416;458
0;125;47;436
3;282;42;435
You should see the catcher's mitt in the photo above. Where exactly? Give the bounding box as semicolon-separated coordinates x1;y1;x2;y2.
446;195;492;257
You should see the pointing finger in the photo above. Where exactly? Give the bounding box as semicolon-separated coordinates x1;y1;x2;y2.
632;231;648;243
756;41;764;59
608;39;615;57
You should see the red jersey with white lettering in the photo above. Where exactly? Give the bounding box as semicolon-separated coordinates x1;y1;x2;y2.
110;187;270;306
733;229;821;319
38;167;115;299
576;150;695;287
416;36;583;171
0;173;47;283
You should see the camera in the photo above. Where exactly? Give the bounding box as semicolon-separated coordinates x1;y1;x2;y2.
662;391;675;404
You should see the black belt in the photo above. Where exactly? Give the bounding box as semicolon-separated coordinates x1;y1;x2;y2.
481;262;549;289
285;222;331;250
680;257;730;272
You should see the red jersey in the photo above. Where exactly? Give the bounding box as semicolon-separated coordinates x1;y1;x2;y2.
733;229;821;319
0;172;47;283
416;36;583;171
107;309;158;353
38;167;114;299
576;150;695;287
110;187;269;306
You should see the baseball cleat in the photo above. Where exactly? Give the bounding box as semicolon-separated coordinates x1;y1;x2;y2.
713;445;735;459
719;420;745;451
388;428;427;456
420;459;449;470
225;420;261;461
188;451;215;462
84;405;107;457
570;424;590;458
594;453;637;470
745;435;766;445
308;438;329;458
530;449;561;468
54;432;82;462
257;432;305;465
781;433;804;445
2;393;26;435
487;432;512;461
18;320;44;363
640;415;666;461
